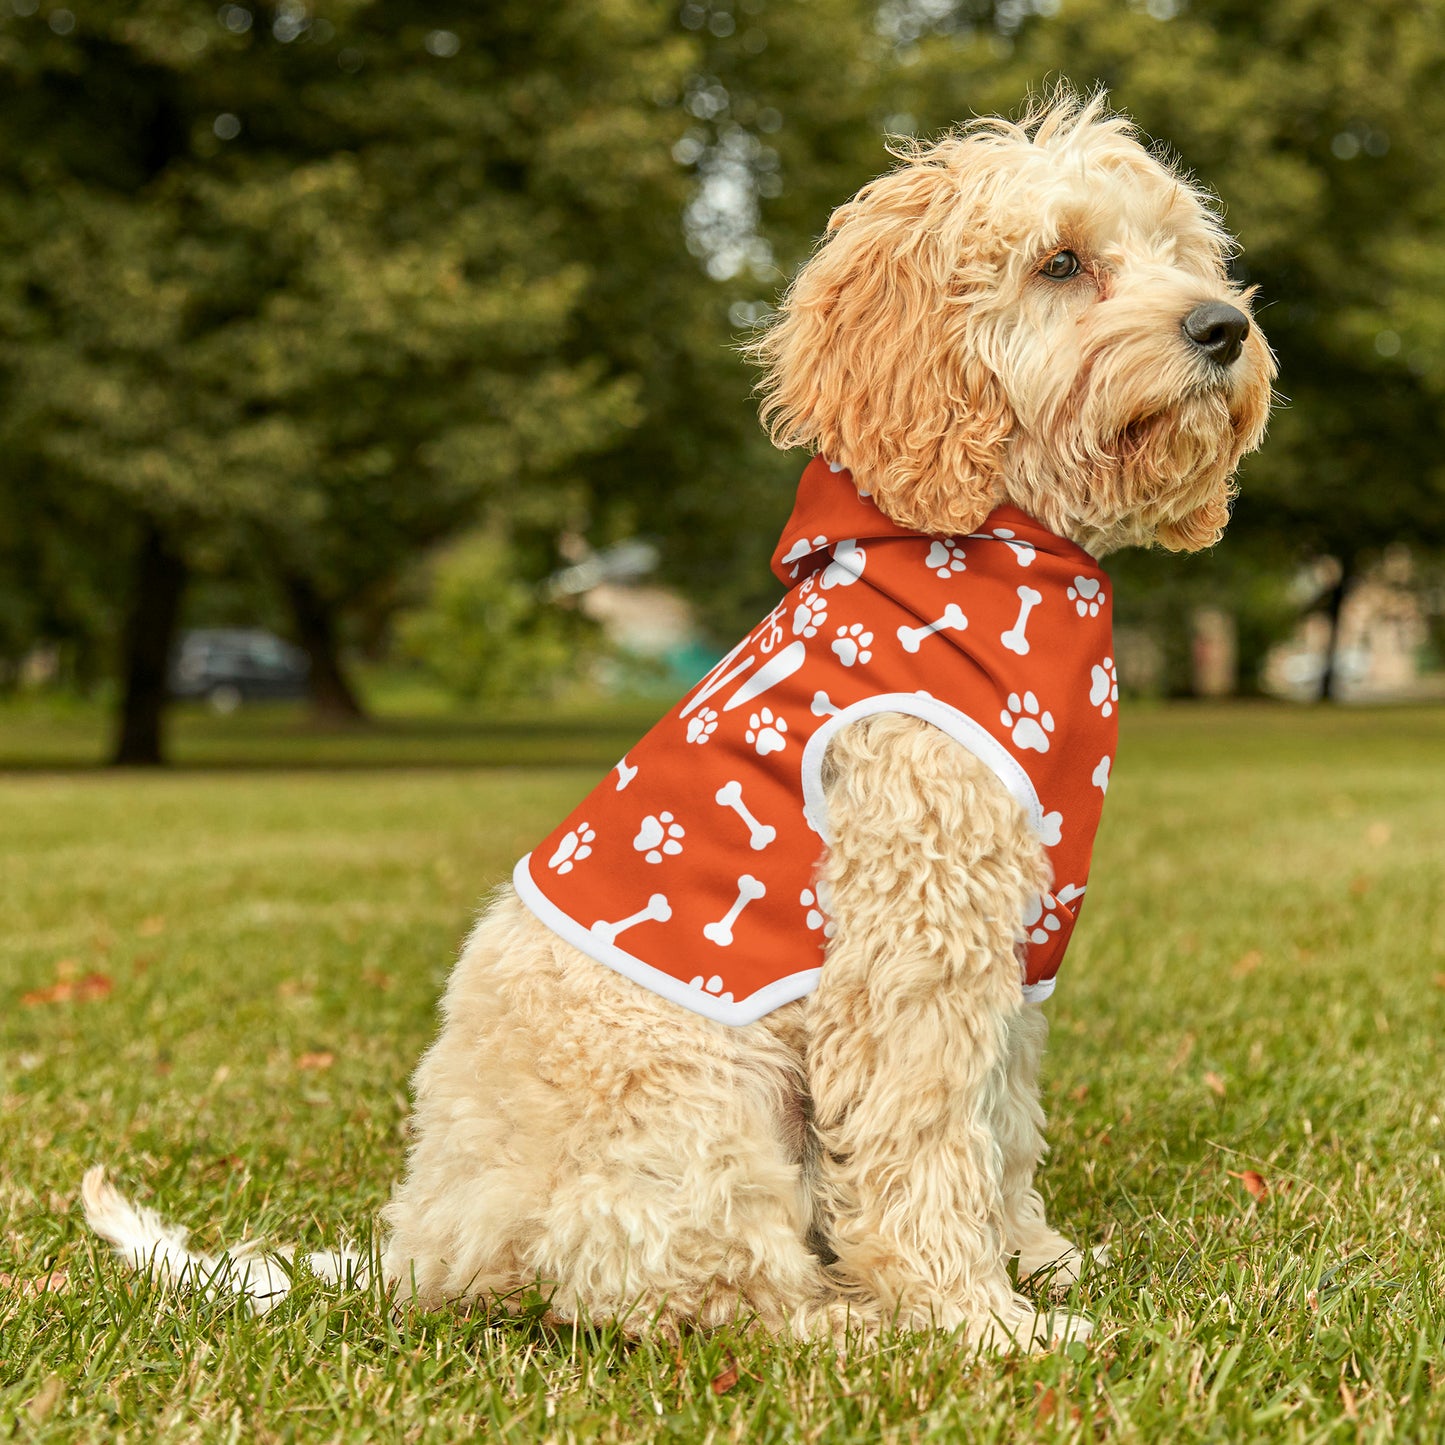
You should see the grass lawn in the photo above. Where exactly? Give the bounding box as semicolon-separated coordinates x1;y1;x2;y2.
2;701;1443;1442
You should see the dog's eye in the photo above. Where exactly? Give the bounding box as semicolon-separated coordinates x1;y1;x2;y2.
1041;250;1081;280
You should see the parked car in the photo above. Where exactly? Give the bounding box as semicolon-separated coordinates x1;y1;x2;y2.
169;629;310;712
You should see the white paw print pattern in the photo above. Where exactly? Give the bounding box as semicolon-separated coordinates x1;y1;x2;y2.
633;812;685;864
745;707;788;756
821;538;867;589
792;591;828;638
778;533;826;579
1092;755;1112;793
1068;576;1106;617
925;538;967;578
1090;657;1118;717
800;886;837;939
1021;891;1063;947
831;623;873;667
686;707;719;744
547;822;595;874
687;973;733;1003
999;691;1055;753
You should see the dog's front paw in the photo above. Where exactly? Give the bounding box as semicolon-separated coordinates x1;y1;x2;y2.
970;1296;1093;1354
1017;1237;1109;1294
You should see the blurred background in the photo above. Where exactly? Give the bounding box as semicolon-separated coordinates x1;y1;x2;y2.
2;0;1444;766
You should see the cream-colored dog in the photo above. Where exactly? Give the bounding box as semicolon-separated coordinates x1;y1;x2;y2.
85;92;1273;1351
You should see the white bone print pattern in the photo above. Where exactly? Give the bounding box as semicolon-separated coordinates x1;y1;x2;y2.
1068;576;1105;617
1090;658;1118;717
703;874;766;946
720;640;806;714
1039;810;1063;847
810;690;839;718
989;528;1036;567
633;812;684;863
614;757;637;790
715;779;775;850
1000;585;1044;656
831;624;873;666
590;893;671;946
897;603;968;653
548;822;595;874
745;708;788;756
925;538;967;578
999;691;1054;752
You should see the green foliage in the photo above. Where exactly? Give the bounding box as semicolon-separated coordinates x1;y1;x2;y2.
396;532;597;705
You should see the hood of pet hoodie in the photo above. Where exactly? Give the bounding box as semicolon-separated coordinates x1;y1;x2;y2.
513;457;1119;1025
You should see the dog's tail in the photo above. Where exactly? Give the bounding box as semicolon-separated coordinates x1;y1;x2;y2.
81;1165;369;1315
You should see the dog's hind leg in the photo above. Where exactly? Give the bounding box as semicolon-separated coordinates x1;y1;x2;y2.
383;893;835;1339
805;713;1090;1350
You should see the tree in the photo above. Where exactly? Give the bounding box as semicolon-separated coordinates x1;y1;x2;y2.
0;0;691;758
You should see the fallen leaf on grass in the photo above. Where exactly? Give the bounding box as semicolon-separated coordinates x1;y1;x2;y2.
138;915;166;937
1231;950;1263;978
0;1268;70;1298
1069;1084;1089;1103
1228;1169;1269;1200
21;973;113;1007
27;1375;64;1423
1167;1034;1196;1073
1433;973;1445;990
1364;822;1391;848
295;1051;334;1071
361;969;394;992
1034;1384;1085;1428
1203;1071;1227;1098
1034;1386;1058;1425
710;1356;739;1396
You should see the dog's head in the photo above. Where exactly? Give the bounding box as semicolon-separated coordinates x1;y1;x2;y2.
752;90;1275;554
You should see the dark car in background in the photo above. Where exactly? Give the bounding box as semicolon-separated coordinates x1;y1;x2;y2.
169;629;310;712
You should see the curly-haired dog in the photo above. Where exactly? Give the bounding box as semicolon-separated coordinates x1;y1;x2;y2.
85;92;1273;1350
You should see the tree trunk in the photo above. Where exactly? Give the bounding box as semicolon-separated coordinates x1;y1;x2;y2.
284;572;367;723
111;523;187;766
1317;553;1355;703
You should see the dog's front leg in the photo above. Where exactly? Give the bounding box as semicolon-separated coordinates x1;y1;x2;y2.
994;1004;1094;1290
806;713;1088;1350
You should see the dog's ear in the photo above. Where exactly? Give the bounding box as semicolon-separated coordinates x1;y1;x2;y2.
750;147;1013;535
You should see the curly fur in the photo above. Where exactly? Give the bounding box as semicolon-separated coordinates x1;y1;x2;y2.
750;91;1273;552
85;89;1273;1353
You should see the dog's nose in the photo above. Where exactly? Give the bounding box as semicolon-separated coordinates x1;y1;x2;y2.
1182;302;1250;366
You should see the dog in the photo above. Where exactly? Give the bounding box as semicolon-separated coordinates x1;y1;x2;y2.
85;90;1273;1351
